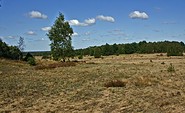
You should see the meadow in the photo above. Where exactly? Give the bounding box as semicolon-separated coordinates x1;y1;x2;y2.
1;53;185;112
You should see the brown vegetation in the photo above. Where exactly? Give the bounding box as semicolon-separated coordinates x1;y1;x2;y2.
104;80;126;87
35;62;76;70
1;54;185;112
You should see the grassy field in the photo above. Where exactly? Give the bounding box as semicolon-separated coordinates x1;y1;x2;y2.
1;54;185;112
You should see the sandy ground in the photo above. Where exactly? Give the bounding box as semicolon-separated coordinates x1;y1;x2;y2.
1;53;185;112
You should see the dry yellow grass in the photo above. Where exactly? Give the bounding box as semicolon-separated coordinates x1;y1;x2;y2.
1;54;185;112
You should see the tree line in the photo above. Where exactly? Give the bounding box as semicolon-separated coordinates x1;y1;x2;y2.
75;41;185;58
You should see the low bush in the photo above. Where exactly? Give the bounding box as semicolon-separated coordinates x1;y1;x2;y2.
27;57;36;66
24;52;34;61
78;55;83;59
167;63;175;72
104;80;126;87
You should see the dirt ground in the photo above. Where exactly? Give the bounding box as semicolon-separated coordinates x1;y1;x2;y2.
1;53;185;113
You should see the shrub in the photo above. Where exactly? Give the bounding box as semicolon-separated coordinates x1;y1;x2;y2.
24;52;34;61
78;55;83;59
27;57;36;66
167;63;175;72
104;80;126;87
94;48;101;58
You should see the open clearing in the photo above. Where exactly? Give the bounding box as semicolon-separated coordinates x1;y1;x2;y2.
1;54;185;112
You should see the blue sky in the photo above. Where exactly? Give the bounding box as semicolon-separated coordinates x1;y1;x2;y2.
0;0;185;51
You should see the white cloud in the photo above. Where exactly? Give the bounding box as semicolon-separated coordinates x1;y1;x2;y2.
68;15;115;27
28;11;47;19
27;31;36;35
84;18;96;25
41;26;51;31
8;36;14;38
68;19;87;26
72;32;78;36
96;15;115;22
129;11;149;19
68;18;95;27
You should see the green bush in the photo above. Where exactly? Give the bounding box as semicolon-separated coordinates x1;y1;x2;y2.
167;63;175;72
24;52;34;61
27;57;36;66
78;55;83;59
94;48;101;58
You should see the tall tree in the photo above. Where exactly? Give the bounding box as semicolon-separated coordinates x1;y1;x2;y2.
47;13;73;61
17;36;25;52
17;37;24;60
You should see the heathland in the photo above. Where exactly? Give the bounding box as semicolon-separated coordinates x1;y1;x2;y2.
1;54;185;112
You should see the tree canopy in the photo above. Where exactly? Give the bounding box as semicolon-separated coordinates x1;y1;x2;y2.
74;41;185;57
0;39;22;60
47;13;73;61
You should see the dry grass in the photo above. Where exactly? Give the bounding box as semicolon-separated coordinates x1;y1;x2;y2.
1;54;185;112
35;62;76;70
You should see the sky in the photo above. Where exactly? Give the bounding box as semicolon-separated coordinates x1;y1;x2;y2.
0;0;185;51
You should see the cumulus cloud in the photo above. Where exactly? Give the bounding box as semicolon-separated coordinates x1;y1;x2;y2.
129;11;149;19
68;18;95;26
72;32;78;36
96;15;115;22
28;11;47;19
68;19;86;26
27;31;36;35
41;26;51;31
84;18;96;25
68;15;115;27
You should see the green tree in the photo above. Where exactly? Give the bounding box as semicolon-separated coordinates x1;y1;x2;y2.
47;13;73;61
94;48;101;58
167;42;183;56
9;46;22;60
